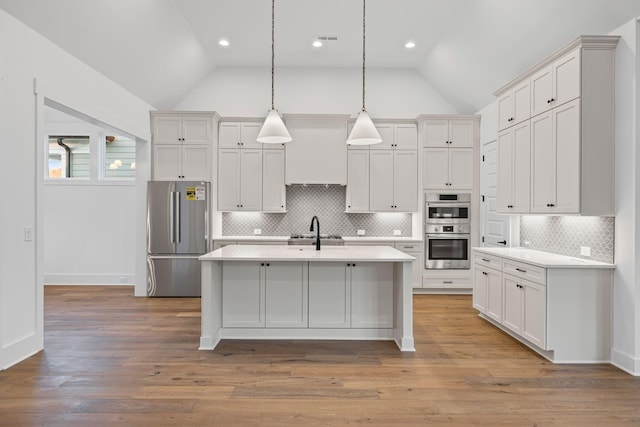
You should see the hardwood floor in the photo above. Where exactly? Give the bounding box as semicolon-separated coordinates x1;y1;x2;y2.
1;286;639;426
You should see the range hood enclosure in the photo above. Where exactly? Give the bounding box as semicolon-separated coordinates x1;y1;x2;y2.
283;114;349;185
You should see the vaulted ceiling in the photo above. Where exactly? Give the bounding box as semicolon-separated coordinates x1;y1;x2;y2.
1;0;639;113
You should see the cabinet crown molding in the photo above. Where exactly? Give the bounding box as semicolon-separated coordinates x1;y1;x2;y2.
493;35;620;97
416;114;480;123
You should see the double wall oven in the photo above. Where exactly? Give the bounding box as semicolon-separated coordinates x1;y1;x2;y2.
424;193;471;269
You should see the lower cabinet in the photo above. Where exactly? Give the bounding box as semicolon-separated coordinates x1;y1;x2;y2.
223;261;394;329
502;274;546;349
473;265;502;323
472;249;613;363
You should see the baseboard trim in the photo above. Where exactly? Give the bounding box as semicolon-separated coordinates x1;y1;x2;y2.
44;274;135;285
611;348;640;376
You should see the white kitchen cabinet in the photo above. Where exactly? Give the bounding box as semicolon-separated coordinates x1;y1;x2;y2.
222;261;264;327
370;123;418;150
530;99;580;214
151;112;215;180
370;150;418;212
308;262;350;328
223;261;307;329
309;261;394;329
350;262;394;328
473;265;502;323
394;242;423;288
218;148;262;211
423;119;474;148
153;143;211;181
497;79;530;131
497;121;530;213
218;121;262;149
423;147;473;189
346;149;370;212
152;114;212;145
472;248;614;363
262;147;286;212
531;48;580;117
493;35;618;215
502;273;546;349
265;262;308;328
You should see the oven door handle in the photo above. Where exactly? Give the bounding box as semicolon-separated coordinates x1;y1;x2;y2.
426;202;470;208
426;234;470;239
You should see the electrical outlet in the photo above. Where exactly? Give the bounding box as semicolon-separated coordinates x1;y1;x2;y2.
24;226;33;242
393;229;402;236
580;246;591;257
524;240;531;246
253;228;262;235
357;229;366;236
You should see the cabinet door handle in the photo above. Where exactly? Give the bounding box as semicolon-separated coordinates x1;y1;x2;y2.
443;280;453;284
497;240;507;245
482;258;490;262
507;205;513;208
515;267;527;273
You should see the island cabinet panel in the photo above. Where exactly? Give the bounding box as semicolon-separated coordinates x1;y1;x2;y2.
222;262;264;328
308;263;350;328
350;263;394;328
265;262;308;328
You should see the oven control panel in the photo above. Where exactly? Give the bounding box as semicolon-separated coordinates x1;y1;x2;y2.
425;224;470;234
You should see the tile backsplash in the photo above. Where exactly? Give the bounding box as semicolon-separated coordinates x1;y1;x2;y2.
520;216;614;263
222;185;412;237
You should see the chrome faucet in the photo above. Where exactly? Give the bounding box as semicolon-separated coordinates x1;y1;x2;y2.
310;215;320;250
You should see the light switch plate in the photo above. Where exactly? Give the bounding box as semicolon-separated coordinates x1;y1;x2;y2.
580;246;591;256
357;229;365;236
253;228;262;235
393;230;402;236
24;226;33;242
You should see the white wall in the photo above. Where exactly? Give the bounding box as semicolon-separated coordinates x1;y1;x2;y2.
0;9;152;370
176;67;458;116
611;17;640;375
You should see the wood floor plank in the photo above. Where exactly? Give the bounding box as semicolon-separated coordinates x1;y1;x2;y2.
0;285;639;426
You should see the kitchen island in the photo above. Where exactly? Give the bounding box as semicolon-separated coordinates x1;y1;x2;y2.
199;245;415;351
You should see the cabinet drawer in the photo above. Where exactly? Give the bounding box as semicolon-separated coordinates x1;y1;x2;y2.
423;277;471;289
502;259;546;285
473;253;502;270
395;242;423;252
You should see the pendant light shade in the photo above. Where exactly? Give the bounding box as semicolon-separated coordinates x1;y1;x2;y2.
258;0;292;144
347;0;381;146
257;109;292;143
347;111;380;145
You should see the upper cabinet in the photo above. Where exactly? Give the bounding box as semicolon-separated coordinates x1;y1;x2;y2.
419;115;480;191
493;35;619;216
346;121;418;212
151;112;216;181
423;118;475;148
497;79;531;131
218;122;262;149
370;123;418;150
217;119;286;212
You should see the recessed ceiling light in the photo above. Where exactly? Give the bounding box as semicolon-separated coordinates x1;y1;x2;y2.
219;39;230;47
405;41;416;49
312;40;323;48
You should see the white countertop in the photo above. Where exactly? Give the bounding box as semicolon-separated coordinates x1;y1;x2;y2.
200;244;415;262
212;235;421;243
473;247;615;269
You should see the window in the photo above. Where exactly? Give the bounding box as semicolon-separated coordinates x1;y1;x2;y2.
45;105;136;182
104;135;136;179
48;135;90;178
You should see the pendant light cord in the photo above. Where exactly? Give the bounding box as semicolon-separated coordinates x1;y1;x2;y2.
361;0;366;112
271;0;276;110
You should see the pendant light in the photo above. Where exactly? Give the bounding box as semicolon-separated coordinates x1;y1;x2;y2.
346;0;381;145
257;0;292;144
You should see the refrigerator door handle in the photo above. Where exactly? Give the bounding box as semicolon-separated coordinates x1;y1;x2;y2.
175;192;181;243
169;191;175;244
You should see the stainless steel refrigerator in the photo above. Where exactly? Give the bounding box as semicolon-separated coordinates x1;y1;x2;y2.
146;181;210;297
